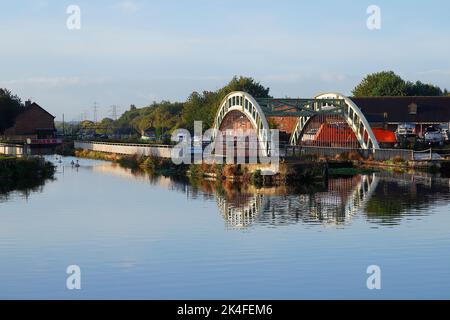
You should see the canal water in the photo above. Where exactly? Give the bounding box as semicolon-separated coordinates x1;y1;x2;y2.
1;156;449;299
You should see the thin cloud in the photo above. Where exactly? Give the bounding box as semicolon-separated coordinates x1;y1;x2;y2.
417;69;450;76
320;73;347;83
0;77;110;88
113;1;140;13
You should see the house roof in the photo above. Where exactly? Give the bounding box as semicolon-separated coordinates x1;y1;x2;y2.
26;102;56;119
350;97;450;123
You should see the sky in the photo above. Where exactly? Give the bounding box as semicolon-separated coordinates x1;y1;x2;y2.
1;0;450;121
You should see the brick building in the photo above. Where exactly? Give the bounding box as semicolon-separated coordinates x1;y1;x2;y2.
352;96;450;136
1;101;58;145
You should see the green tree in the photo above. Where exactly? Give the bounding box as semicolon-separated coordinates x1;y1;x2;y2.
352;71;408;97
180;76;271;132
406;81;443;96
112;76;270;136
96;118;115;134
0;88;23;134
353;71;447;97
218;76;271;98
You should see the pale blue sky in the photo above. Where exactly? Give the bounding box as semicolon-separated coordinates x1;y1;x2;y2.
1;0;449;121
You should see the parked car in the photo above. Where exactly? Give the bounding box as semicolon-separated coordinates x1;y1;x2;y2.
437;124;449;142
441;129;449;142
396;122;416;137
424;126;444;145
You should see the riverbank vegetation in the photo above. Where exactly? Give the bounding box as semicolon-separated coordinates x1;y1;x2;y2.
74;149;187;177
74;144;450;190
0;156;56;194
74;148;331;187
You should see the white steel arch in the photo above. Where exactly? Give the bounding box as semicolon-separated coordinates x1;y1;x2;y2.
290;93;380;150
213;91;271;156
344;173;379;219
216;193;266;229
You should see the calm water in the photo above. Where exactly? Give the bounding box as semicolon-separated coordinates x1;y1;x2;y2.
1;156;450;299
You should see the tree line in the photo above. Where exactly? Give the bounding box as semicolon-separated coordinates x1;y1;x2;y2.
352;71;449;97
110;72;448;136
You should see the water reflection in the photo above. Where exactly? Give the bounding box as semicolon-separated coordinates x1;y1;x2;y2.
75;159;450;228
92;162;188;194
2;157;449;299
212;175;379;228
0;171;53;203
8;157;449;229
0;181;48;203
186;171;450;229
364;171;450;225
217;193;265;228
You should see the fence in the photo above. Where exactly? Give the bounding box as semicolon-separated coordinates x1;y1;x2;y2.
74;141;173;159
412;149;443;161
75;141;442;163
283;145;415;161
374;148;414;161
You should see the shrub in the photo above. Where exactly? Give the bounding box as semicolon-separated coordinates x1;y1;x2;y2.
392;156;405;164
117;155;140;169
242;167;251;183
214;164;224;178
223;164;238;177
142;155;161;171
200;162;212;175
251;169;263;187
335;153;349;161
348;151;363;161
301;154;319;161
188;164;201;177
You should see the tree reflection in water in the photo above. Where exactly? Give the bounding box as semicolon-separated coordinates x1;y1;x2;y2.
0;177;51;203
203;173;450;229
92;160;450;229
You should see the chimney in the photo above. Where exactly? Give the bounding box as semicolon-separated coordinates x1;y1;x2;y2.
25;99;32;107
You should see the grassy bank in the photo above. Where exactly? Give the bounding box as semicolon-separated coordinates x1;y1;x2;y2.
328;167;376;176
75;149;122;162
74;149;187;177
187;162;329;187
74;149;321;187
0;156;56;194
76;148;448;186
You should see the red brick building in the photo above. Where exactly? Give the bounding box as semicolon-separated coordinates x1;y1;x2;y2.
1;101;57;144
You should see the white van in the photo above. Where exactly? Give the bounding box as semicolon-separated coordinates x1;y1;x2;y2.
396;123;416;137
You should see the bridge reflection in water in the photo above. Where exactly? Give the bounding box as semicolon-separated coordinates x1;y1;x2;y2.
212;173;450;229
215;175;379;229
86;158;450;229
